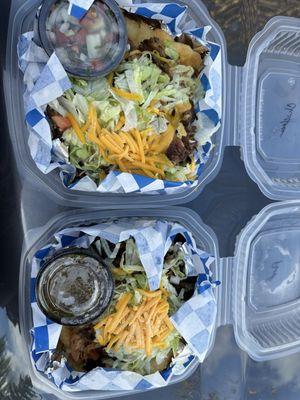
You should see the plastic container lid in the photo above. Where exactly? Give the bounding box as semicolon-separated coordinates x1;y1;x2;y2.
232;201;300;361
38;0;127;78
35;247;114;325
241;17;300;200
222;22;300;363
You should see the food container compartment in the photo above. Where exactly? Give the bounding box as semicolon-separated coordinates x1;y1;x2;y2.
5;0;226;208
21;201;300;398
20;207;219;399
37;0;127;78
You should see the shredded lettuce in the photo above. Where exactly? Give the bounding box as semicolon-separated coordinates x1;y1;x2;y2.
71;77;110;101
93;238;190;375
106;329;183;375
72;94;89;119
51;48;202;184
164;40;179;61
63;128;81;147
165;162;197;182
64;135;111;183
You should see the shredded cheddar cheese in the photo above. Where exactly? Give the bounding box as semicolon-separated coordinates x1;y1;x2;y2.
112;87;143;102
94;289;175;357
66;113;86;144
67;103;175;180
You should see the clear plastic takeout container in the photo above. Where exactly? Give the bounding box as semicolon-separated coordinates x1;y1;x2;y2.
5;0;227;209
6;0;300;397
20;207;219;399
20;200;300;399
5;2;300;208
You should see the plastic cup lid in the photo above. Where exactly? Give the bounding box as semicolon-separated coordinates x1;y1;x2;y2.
38;0;127;78
35;248;114;325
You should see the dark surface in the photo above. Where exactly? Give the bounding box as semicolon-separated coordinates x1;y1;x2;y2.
1;1;300;399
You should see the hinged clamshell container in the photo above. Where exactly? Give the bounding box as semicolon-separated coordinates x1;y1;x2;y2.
5;3;300;208
8;0;300;398
21;201;300;398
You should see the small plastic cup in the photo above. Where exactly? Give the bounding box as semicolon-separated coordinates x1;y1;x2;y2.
35;247;114;326
37;0;127;78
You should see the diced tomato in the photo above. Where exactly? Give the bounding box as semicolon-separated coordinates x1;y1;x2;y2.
71;45;80;54
91;59;103;70
51;115;72;132
54;29;69;46
81;14;95;29
73;28;87;46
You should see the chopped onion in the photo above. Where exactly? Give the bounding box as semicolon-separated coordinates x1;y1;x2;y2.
80;53;88;62
64;29;75;38
59;22;70;34
61;7;69;23
48;31;56;42
86;33;102;59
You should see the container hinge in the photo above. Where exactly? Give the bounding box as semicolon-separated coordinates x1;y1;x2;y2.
224;65;243;147
216;256;235;327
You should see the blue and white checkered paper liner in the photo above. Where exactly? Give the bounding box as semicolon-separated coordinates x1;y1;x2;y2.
68;0;94;19
18;1;222;194
30;219;219;391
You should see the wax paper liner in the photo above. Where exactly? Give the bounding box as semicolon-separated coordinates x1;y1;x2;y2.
68;0;94;19
30;219;219;391
18;0;222;194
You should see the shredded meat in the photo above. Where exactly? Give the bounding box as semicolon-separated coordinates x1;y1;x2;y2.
175;33;194;49
45;106;71;139
166;108;198;165
175;34;208;59
58;326;103;372
45;106;62;140
194;44;209;59
51;115;71;132
181;102;198;135
124;13;204;73
182;133;197;153
181;107;196;127
139;37;166;58
139;38;173;76
152;54;173;76
166;137;189;164
71;328;102;368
